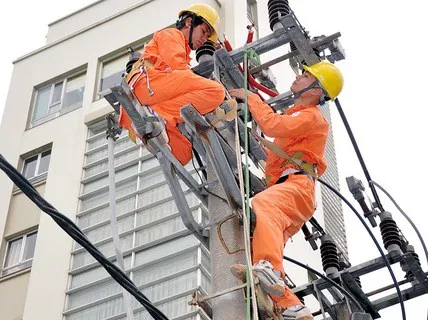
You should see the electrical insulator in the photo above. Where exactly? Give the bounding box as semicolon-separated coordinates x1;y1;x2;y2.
379;218;401;251
196;40;216;63
268;0;291;31
126;47;142;74
320;237;340;274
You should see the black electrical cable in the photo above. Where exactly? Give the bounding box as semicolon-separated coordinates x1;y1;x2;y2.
282;255;364;312
334;98;384;212
370;180;428;266
0;154;169;320
318;177;406;320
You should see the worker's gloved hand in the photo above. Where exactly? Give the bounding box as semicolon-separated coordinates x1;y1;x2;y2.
229;88;252;101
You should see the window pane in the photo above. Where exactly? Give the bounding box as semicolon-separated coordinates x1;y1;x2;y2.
32;86;51;121
4;237;23;267
38;150;51;175
102;54;129;79
23;232;38;260
100;54;129;93
100;71;124;93
23;155;38;179
52;82;63;104
63;73;85;109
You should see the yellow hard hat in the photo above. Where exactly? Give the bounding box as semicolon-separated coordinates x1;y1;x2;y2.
179;3;220;42
303;61;344;100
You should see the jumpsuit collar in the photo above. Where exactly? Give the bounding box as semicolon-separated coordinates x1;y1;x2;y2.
286;104;318;115
184;38;192;64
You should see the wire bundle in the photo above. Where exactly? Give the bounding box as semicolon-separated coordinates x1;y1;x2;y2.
0;154;169;320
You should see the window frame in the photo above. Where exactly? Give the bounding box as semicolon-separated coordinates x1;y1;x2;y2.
30;69;86;128
96;35;154;101
22;148;52;181
247;0;259;38
1;230;38;277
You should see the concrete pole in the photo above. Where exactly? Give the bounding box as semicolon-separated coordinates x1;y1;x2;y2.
207;159;247;320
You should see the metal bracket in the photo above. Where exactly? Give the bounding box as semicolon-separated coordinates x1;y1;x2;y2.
279;14;320;66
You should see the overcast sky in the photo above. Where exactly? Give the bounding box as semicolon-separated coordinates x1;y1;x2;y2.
0;0;427;319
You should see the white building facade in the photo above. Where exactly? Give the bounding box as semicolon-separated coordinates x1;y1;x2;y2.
0;1;346;320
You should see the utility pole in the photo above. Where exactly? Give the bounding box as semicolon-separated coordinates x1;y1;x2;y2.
208;160;247;319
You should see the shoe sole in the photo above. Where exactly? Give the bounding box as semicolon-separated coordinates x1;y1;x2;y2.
253;268;286;297
231;264;285;297
230;265;282;319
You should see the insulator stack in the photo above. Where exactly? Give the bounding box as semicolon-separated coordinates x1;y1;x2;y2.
126;50;142;74
290;41;297;52
379;218;401;251
405;250;421;279
268;0;291;31
320;240;340;273
354;276;362;288
196;40;216;63
400;244;422;280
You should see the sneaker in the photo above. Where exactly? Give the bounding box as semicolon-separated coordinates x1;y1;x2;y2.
282;305;313;320
231;260;286;297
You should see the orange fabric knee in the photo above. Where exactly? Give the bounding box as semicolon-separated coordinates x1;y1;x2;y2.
164;123;193;165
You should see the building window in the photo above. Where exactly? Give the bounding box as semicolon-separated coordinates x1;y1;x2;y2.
247;0;259;39
98;53;130;98
2;231;38;277
97;36;153;100
31;71;86;127
22;149;51;180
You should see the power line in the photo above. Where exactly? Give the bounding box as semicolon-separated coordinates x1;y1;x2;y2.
0;154;169;320
318;177;406;320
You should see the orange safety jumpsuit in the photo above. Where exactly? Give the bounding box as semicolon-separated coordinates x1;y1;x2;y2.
247;94;329;308
119;28;225;165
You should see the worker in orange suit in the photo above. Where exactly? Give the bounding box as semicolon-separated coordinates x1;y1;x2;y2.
229;61;344;320
119;3;225;165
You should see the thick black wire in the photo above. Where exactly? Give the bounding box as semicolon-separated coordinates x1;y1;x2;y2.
370;180;428;266
318;177;406;320
0;154;169;320
282;255;364;312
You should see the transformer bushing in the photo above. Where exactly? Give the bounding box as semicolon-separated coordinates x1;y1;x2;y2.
379;211;402;255
268;0;291;31
320;234;340;276
196;40;216;64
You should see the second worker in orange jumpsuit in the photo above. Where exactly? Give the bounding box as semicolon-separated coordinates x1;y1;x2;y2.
119;3;225;165
229;61;344;320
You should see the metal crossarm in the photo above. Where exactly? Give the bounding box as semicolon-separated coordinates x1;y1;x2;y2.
340;272;380;318
205;101;267;164
279;14;321;67
180;105;244;216
193;13;344;78
103;83;210;246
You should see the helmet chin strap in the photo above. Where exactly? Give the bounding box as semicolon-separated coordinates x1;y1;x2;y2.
293;80;329;103
188;15;196;50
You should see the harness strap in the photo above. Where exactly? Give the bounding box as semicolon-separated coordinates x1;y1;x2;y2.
125;54;154;87
208;96;318;180
251;130;317;179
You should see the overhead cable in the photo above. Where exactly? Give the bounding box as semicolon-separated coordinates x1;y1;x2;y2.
370;180;428;266
0;154;169;320
283;255;364;312
318;177;406;320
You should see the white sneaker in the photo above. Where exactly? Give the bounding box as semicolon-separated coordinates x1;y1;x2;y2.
282;305;313;320
252;260;286;297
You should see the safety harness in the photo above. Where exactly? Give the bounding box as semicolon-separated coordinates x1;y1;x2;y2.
209;102;318;182
125;53;155;94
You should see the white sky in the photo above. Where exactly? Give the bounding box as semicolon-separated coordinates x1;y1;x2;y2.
0;0;427;319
